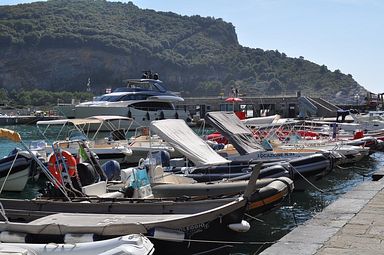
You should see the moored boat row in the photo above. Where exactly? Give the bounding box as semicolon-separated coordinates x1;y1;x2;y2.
0;109;380;253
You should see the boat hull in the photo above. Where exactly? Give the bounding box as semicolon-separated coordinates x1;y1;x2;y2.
0;234;154;255
62;105;190;130
0;152;31;192
0;197;247;239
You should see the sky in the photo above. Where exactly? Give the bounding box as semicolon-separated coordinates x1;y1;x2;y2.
3;0;384;94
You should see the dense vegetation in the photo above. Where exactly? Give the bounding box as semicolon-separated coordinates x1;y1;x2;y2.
0;87;92;107
0;0;367;105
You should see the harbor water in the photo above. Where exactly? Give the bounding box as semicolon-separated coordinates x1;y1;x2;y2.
0;125;383;254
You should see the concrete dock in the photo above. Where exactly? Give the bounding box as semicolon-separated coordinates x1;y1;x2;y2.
0;115;60;125
261;176;384;255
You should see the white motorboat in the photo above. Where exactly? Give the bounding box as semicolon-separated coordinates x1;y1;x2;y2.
56;72;191;130
0;130;33;192
36;116;181;166
123;126;180;166
0;150;32;192
35;116;133;164
277;142;369;165
204;111;341;162
0;234;154;255
304;110;384;133
149;119;332;186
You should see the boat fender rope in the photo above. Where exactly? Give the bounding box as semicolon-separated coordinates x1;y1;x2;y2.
291;166;325;193
147;235;277;245
336;165;370;177
244;213;264;223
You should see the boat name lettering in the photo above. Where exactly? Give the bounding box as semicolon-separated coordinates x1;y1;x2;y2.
258;153;295;158
179;222;209;232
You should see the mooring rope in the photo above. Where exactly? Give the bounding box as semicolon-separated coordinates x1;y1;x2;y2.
244;213;264;223
290;165;325;193
336;165;368;171
335;165;371;177
191;245;234;255
147;235;277;246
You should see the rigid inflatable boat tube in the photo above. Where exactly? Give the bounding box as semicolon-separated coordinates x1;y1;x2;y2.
2;234;154;255
152;228;185;242
0;231;26;243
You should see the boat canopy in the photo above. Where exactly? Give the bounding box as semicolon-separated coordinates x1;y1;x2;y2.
150;119;230;167
36;118;102;126
37;116;132;127
205;112;265;155
241;114;280;126
37;116;133;141
88;116;133;122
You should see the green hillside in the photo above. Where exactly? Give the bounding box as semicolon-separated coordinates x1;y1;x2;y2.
0;0;367;105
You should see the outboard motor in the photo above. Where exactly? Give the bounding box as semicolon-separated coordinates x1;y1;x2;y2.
76;162;98;186
212;143;225;150
101;160;121;181
150;150;170;167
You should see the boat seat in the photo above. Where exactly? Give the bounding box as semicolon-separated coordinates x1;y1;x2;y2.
81;181;107;196
98;191;124;198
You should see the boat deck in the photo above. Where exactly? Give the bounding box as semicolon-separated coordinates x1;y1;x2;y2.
0;197;243;237
0;213;189;236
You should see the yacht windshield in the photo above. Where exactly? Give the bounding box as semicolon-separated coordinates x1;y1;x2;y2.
97;95;124;102
97;94;149;102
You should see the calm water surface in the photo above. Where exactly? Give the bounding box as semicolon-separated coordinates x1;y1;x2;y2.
0;125;383;254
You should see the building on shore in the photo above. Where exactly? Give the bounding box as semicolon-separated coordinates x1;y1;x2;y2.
178;93;341;120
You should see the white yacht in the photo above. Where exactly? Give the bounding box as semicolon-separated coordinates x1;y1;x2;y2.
57;72;191;129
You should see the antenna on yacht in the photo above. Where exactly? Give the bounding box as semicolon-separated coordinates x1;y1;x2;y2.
141;70;152;79
141;70;159;80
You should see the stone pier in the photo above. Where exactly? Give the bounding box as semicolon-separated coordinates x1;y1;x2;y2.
260;176;384;255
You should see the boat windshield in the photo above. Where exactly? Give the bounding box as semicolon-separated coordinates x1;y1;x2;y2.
96;94;150;102
97;95;125;102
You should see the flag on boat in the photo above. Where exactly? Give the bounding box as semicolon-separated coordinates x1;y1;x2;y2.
77;145;89;163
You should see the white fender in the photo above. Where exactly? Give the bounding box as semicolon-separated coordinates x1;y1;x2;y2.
227;220;251;232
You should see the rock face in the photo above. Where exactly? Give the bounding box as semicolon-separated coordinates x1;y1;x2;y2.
0;0;368;104
0;48;138;91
